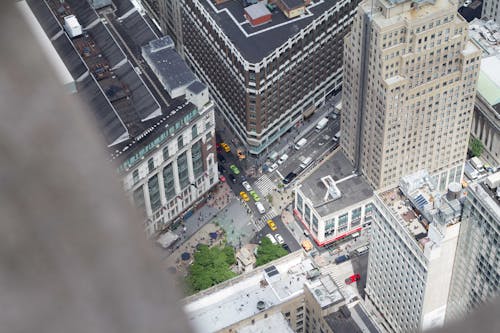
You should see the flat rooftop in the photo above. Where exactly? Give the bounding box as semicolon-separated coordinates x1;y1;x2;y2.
198;0;339;63
184;251;343;333
298;151;373;217
237;312;294;333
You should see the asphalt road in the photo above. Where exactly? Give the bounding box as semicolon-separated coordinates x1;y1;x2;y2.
249;214;302;253
269;115;341;183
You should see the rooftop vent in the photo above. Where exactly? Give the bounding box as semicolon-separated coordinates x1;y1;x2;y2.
64;15;82;38
256;300;266;311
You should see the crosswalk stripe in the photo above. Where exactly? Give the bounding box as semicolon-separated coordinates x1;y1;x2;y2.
255;175;277;196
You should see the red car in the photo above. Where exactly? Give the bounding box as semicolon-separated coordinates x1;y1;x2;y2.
219;175;226;182
345;274;361;285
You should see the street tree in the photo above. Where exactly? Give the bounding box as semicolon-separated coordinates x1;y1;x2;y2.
469;137;484;157
255;237;288;267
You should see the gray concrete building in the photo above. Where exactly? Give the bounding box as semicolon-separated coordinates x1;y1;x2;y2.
341;0;481;190
446;173;500;322
482;0;500;25
142;0;361;155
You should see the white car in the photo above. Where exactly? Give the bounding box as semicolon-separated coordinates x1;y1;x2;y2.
277;154;288;165
242;181;252;192
265;233;277;245
268;163;279;173
275;233;285;244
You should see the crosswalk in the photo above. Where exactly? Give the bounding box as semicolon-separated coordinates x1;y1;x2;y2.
254;174;277;196
254;207;279;230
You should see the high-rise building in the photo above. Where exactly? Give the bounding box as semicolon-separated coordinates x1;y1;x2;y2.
482;0;500;25
341;0;481;190
143;0;360;155
25;0;219;236
446;173;500;322
365;170;464;332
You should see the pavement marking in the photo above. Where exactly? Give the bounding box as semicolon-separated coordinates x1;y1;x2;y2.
276;170;284;179
254;175;277;196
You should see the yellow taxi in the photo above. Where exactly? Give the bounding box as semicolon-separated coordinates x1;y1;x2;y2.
239;191;250;202
267;219;277;231
301;239;313;252
220;142;231;152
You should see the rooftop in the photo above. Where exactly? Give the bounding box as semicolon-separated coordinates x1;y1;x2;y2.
197;0;339;63
184;251;343;333
378;170;463;251
472;179;500;220
26;0;207;168
236;312;294;333
298;151;373;217
324;303;381;333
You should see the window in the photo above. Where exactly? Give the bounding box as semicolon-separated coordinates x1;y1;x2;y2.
148;158;154;173
191;124;198;139
162;145;169;161
133;169;139;184
177;135;184;150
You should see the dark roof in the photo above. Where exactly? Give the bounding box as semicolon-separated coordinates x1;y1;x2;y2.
458;1;483;22
27;0;208;167
26;0;61;37
281;0;305;10
298;151;373;217
143;40;197;93
199;0;338;62
324;306;362;333
188;81;207;94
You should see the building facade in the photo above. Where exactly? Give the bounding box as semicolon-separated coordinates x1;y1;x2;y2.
446;175;500;322
341;0;481;190
482;0;500;25
144;0;360;155
468;19;500;166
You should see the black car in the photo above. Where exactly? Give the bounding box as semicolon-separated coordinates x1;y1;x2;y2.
217;153;226;163
228;174;237;183
282;243;291;253
218;164;226;173
283;172;297;184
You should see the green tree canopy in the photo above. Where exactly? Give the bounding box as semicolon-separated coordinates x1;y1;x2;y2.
255;237;288;267
186;244;237;293
469;137;484;157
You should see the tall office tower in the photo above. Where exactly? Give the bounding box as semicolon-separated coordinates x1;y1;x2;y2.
142;0;360;155
482;0;500;25
446;173;500;322
341;0;481;190
365;170;464;332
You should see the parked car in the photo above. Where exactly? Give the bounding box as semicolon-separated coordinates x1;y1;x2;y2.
301;239;313;252
229;164;240;175
249;190;260;202
217;153;226;163
267;219;277;231
228;174;236;183
277;154;288;165
335;254;350;264
239;191;250;202
283;172;297;184
220;142;230;152
219;175;226;182
275;233;284;244
265;233;277;245
345;274;361;285
242;181;252;192
218;164;226;173
268;163;278;173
